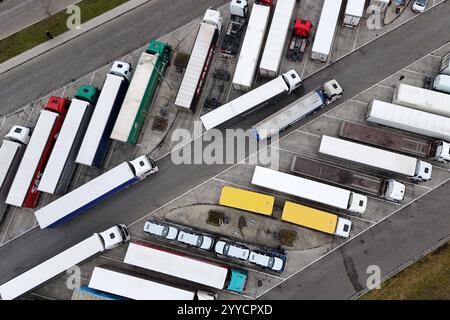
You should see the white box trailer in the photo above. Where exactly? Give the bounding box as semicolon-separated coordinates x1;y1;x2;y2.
251;166;368;214
38;99;94;195
393;83;450;117
0;225;130;300
232;3;271;91
319;135;432;182
366;99;450;142
88;267;199;300
311;0;343;62
343;0;366;28
440;51;450;75
35;155;158;229
76;62;132;167
201;69;302;130
259;0;297;78
175;10;223;111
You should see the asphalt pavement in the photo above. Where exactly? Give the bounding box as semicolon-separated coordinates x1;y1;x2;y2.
0;0;449;300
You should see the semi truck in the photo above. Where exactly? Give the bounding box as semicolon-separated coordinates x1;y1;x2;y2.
88;267;215;300
286;19;312;62
0;126;31;222
259;0;297;78
366;99;450;142
124;240;248;294
0;224;130;300
319;135;432;182
342;0;366;28
251;166;368;214
6;97;69;208
112;41;171;143
174;9;223;112
393;83;450;117
219;0;249;59
339;121;450;163
252;79;343;141
38;86;98;195
440;51;450;75
76;62;132;167
232;1;271;91
35;155;158;229
282;201;352;238
429;74;450;94
311;0;343;62
201;69;302;130
291;156;405;202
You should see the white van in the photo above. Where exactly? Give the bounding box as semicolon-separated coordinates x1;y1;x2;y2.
143;220;179;240
432;74;450;94
412;0;428;13
215;241;250;261
248;251;285;272
177;230;214;250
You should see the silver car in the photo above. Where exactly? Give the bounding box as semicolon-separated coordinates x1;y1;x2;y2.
143;220;178;240
215;241;250;260
177;230;214;250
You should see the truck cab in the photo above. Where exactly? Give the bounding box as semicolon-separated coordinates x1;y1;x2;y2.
335;217;352;238
431;74;450;94
282;69;303;94
110;61;133;82
230;0;248;18
431;141;450;163
348;192;367;214
256;0;273;7
45;96;70;116
147;40;172;65
5;126;31;145
414;160;432;181
323;79;344;104
99;224;131;250
203;9;223;32
129;155;159;179
75;85;100;105
384;179;406;202
226;269;248;294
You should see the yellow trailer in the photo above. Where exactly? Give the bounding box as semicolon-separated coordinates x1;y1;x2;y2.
219;186;274;216
281;201;352;237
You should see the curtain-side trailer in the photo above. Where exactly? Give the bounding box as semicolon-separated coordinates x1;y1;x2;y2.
0;126;31;221
232;2;271;91
112;41;171;143
5;97;69;208
259;0;297;78
366;99;450;142
38;86;98;195
0;225;130;300
175;10;222;112
76;62;132;167
311;0;343;62
251;166;368;214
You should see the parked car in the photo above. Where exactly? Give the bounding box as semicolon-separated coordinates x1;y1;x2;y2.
143;220;178;240
177;230;214;250
248;251;286;272
412;0;428;13
215;240;250;261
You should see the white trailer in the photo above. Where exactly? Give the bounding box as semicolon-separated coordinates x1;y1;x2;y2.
89;267;213;300
201;69;302;130
0;225;130;300
76;62;132;167
319;135;432;182
343;0;366;28
39;99;94;195
251;166;368;214
0;126;31;221
259;0;297;78
311;0;343;62
440;51;450;75
232;3;271;91
366;100;450;142
252;79;343;141
393;83;450;117
35;155;158;229
175;9;223;111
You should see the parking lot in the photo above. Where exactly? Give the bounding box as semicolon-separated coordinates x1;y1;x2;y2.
0;0;449;300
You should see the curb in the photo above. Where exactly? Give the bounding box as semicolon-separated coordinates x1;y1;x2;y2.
0;0;151;75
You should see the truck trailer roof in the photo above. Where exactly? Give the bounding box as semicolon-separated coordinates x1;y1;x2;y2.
311;0;343;57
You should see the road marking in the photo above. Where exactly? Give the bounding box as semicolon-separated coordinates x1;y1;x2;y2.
103;140;117;171
25;102;36;127
255;176;450;299
352;21;362;51
403;68;434;78
1;208;17;245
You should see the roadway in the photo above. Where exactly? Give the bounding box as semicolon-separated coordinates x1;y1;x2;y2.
0;0;81;40
0;0;229;116
0;0;450;299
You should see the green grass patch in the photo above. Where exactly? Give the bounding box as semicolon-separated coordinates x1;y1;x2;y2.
0;0;129;64
361;241;450;300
